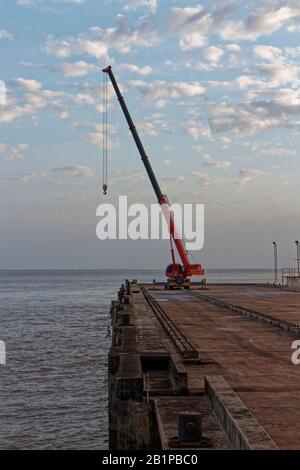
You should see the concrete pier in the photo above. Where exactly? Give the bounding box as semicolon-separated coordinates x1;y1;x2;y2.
108;281;300;450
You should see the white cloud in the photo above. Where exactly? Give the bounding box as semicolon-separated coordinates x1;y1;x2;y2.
9;77;43;92
167;5;209;50
54;104;69;120
185;121;212;141
20;170;45;183
191;171;211;186
43;15;159;59
136;121;158;137
129;80;205;105
202;46;224;63
119;64;152;76
273;88;300;110
166;2;239;49
210;102;281;137
52;164;95;178
44;34;108;60
253;144;296;157
1;143;28;161
124;0;157;14
17;0;86;6
258;63;300;85
1;77;71;124
0;29;13;40
253;45;283;62
109;170;145;184
55;61;96;77
238;169;265;185
161;175;185;183
80;122;118;150
202;154;232;170
286;23;300;32
220;4;300;41
226;44;241;53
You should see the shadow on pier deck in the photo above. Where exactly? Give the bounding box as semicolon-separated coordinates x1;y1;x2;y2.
108;281;300;450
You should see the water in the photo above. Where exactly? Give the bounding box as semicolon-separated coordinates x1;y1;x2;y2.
0;268;273;450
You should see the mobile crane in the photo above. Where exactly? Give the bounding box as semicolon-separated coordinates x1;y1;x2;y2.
102;66;204;289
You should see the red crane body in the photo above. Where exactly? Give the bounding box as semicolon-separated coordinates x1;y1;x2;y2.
102;66;204;285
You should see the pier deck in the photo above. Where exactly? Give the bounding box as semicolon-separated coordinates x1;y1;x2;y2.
108;282;300;450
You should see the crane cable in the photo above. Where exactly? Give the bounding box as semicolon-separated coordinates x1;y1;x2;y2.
102;72;108;195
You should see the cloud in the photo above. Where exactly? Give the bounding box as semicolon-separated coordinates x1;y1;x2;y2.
166;4;209;50
166;1;238;50
43;15;159;59
191;171;211;186
9;77;43;92
0;29;13;40
245;142;296;157
129;80;205;106
166;2;300;46
20;170;45;183
52;164;95;178
0;143;28;161
161;175;185;183
210;102;281;137
124;0;158;14
1;77;69;124
202;46;224;63
17;0;86;6
83;122;118;150
44;34;108;60
238;169;265;185
220;4;300;41
136;121;158;137
109;170;146;184
253;45;283;62
202;154;232;170
119;63;152;76
257;63;300;85
185;121;212;141
54;61;97;77
54;104;69;119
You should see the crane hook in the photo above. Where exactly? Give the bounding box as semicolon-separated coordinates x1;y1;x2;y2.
103;184;107;195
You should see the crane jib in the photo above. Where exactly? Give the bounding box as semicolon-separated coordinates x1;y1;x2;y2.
103;65;163;203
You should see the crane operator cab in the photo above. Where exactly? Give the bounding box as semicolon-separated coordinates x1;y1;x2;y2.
165;263;190;290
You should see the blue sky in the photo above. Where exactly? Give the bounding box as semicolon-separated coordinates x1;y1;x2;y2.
1;0;300;269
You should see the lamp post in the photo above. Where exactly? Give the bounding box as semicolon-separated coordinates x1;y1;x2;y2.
295;240;300;277
272;242;278;284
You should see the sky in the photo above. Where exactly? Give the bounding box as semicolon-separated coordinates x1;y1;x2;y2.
0;0;300;269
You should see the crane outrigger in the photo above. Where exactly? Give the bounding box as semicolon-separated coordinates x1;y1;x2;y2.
102;65;204;289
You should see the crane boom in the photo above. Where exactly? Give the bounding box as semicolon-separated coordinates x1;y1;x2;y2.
102;65;204;283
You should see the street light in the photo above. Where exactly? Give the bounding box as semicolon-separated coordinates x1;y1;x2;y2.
295;240;299;276
272;242;278;284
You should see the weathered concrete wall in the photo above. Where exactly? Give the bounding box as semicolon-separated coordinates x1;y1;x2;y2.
205;375;278;450
108;284;152;450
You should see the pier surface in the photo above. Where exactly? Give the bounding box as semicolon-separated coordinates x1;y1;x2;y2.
109;282;300;450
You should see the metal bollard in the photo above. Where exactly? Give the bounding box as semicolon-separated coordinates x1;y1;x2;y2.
178;412;202;442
